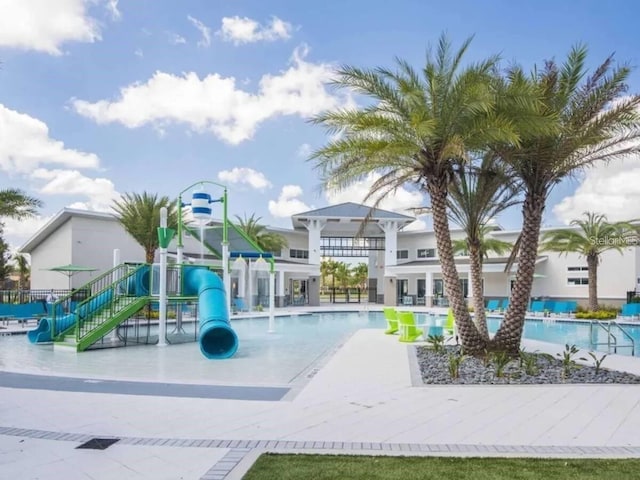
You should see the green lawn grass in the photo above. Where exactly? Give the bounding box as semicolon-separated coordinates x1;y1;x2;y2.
242;454;640;480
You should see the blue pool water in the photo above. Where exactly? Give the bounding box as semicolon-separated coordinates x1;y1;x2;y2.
0;311;637;386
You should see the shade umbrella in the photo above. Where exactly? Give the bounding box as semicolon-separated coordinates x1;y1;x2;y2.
45;264;98;289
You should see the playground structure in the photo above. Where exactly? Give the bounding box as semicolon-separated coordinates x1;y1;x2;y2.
26;180;277;359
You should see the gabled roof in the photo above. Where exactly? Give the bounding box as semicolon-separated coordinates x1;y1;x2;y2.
19;208;117;253
291;202;415;234
293;202;414;221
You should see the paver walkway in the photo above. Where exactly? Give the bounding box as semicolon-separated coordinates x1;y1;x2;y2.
2;329;640;479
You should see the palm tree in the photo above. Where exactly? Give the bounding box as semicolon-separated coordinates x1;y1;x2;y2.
540;212;638;311
352;262;369;291
335;262;352;290
234;214;288;254
320;257;340;299
311;34;525;353
452;226;513;335
0;188;42;221
112;192;178;263
493;46;640;353
448;155;519;338
13;253;30;290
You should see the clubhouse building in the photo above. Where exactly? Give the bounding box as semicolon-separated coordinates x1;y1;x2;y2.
19;203;640;308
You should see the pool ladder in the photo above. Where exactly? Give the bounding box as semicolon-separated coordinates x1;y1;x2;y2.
589;320;635;355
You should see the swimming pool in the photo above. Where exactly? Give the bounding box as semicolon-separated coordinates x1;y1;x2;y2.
0;312;638;387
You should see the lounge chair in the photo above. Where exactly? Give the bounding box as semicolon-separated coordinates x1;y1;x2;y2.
443;308;456;343
382;307;399;335
234;298;248;312
486;299;500;311
528;300;545;316
397;311;425;343
620;303;640;320
500;299;510;312
552;301;574;316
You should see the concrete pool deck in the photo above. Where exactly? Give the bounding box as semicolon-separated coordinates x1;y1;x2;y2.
2;312;640;479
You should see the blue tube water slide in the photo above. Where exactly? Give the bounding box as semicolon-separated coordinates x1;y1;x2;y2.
27;290;113;344
184;267;238;359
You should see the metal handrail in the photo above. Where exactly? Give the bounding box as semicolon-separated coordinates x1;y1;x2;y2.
589;320;635;355
590;321;617;352
611;320;635;355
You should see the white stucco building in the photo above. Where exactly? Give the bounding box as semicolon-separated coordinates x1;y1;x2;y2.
19;203;640;307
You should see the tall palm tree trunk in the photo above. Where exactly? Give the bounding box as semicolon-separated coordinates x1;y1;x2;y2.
146;250;155;264
469;243;489;340
493;191;545;353
587;254;599;311
427;177;486;353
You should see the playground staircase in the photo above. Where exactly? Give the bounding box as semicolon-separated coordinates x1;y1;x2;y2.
53;264;150;352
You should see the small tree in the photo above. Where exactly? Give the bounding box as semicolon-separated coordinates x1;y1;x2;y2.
448;155;518;338
13;253;30;290
351;262;369;290
540;212;638;311
112;192;178;263
234;214;288;254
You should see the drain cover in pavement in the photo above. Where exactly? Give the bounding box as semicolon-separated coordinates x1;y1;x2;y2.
76;438;120;450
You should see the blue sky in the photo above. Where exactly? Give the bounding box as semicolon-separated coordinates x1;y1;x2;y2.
2;0;640;249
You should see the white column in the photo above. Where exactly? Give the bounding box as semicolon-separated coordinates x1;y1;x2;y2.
268;271;275;333
277;270;285;297
425;271;433;307
158;208;168;347
222;242;230;316
380;221;399;275
305;219;325;265
238;263;246;298
247;259;253;312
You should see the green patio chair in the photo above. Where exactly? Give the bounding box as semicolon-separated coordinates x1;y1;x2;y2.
382;307;399;334
444;308;456;343
397;311;424;343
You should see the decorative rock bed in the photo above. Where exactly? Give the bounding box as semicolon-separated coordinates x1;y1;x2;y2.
416;345;640;385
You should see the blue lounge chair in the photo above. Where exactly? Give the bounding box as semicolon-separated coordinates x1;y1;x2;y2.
234;298;248;312
620;303;640;319
528;301;545;316
486;299;500;311
500;299;510;311
553;301;575;316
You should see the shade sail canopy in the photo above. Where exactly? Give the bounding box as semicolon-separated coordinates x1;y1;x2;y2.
44;264;98;288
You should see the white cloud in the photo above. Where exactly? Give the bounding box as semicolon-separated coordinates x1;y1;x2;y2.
0;104;100;174
168;32;186;45
31;168;119;211
268;185;310;217
218;15;293;45
217;167;272;190
71;44;348;144
553;156;640;223
187;15;211;47
105;0;121;21
0;0;102;55
297;143;312;158
134;48;143;57
325;173;424;217
4;215;53;248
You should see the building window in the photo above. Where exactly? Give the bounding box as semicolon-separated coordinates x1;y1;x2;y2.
290;249;309;259
396;250;409;260
417;248;436;258
567;266;589;271
567;277;589;285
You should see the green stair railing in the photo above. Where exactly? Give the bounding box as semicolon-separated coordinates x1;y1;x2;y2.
73;264;150;347
51;263;143;340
